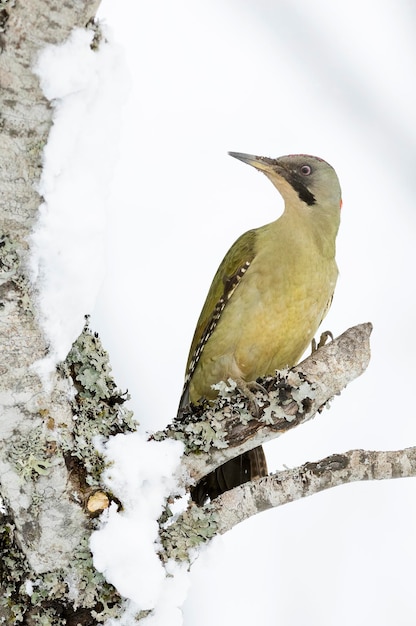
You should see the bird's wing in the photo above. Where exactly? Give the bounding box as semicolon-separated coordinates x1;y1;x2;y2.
179;229;257;408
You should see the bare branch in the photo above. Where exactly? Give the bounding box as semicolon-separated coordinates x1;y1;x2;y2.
165;322;372;483
161;447;416;560
211;447;416;533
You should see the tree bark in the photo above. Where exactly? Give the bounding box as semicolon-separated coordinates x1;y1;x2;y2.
203;446;416;533
161;447;416;561
0;1;131;623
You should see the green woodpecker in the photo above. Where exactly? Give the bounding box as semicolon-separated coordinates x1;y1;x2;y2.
179;152;342;505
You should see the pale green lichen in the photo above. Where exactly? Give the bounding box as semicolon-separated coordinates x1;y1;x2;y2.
7;426;53;480
24;536;122;622
22;606;64;626
0;234;34;314
161;368;318;464
159;504;220;562
0;323;136;622
0;516;32;622
260;402;288;425
259;369;317;424
156;393;235;454
0;514;122;624
155;415;229;454
61;321;136;486
183;420;228;452
55;536;123;621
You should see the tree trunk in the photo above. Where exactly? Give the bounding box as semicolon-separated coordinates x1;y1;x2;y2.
0;2;131;623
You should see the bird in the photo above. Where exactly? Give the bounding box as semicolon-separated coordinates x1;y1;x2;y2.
178;151;342;505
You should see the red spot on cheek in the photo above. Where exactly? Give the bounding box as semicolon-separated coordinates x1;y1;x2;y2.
340;199;343;210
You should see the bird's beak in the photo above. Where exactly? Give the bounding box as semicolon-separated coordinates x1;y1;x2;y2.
228;151;278;173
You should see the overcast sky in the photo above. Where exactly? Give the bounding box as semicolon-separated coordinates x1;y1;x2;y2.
91;2;416;624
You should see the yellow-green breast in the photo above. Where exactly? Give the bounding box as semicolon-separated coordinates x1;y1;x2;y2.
188;210;338;403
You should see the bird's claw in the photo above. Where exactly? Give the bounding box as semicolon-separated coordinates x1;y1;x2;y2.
236;379;267;417
311;330;334;353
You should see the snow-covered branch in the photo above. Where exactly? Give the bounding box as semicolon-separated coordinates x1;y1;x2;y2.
162;323;372;483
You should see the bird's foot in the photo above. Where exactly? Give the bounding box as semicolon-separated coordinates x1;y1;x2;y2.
311;330;334;353
236;378;268;417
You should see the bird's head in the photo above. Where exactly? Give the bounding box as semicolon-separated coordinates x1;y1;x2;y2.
228;152;342;212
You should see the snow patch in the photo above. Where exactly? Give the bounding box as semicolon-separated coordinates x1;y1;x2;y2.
31;27;129;379
90;433;190;623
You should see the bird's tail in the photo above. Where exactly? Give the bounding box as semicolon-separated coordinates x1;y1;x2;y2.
191;446;268;506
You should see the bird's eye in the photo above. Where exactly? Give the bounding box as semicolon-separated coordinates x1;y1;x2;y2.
300;164;312;176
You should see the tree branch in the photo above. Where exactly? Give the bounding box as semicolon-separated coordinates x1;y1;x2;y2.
210;447;416;533
162;322;372;483
160;447;416;560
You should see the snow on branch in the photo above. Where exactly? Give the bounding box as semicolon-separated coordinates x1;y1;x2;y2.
160;323;373;483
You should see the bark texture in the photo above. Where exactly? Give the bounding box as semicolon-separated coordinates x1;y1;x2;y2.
161;447;416;561
210;447;416;533
0;2;130;624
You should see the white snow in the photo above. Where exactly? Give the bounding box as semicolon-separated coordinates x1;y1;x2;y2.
90;433;188;623
31;28;128;377
24;579;34;596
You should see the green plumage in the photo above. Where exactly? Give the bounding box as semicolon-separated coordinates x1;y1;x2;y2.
185;229;257;381
179;152;342;504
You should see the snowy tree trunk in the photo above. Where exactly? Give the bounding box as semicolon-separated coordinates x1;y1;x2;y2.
0;2;130;624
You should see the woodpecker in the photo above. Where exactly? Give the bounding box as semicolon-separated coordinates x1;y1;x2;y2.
179;152;342;505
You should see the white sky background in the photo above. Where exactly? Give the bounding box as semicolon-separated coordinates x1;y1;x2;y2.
89;1;416;624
